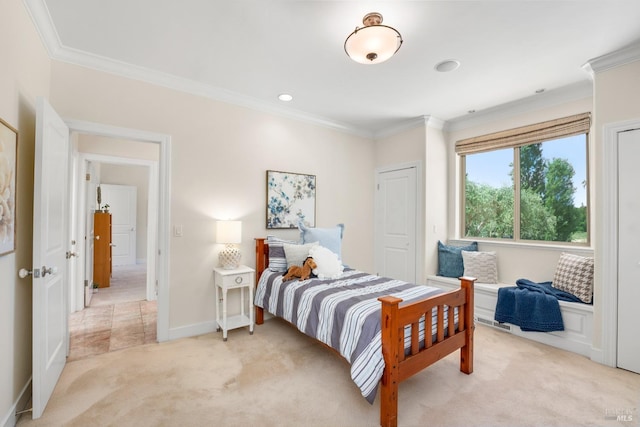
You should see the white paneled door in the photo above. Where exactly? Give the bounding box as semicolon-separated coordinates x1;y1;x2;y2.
617;128;640;374
100;184;137;266
32;97;70;418
375;166;417;283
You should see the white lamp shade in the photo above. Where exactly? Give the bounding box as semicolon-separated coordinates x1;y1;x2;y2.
344;25;402;64
216;220;242;244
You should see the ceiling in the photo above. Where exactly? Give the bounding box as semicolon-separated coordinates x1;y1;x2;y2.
27;0;640;137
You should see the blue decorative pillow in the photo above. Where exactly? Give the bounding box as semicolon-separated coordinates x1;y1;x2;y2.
298;221;344;260
437;241;478;278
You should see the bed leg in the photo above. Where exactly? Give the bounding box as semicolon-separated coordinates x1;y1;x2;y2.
379;296;402;427
459;276;476;374
255;306;264;325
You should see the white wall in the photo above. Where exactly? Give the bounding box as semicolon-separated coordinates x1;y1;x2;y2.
0;0;51;424
49;60;376;334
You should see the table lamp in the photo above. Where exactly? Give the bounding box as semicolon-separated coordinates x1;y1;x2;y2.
217;220;242;269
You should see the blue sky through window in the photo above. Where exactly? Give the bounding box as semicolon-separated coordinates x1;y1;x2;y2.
466;134;587;207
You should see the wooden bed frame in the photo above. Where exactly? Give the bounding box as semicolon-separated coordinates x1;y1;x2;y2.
254;238;475;427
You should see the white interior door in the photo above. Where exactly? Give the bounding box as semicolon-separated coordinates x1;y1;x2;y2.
617;128;640;374
100;183;137;266
32;97;70;419
374;166;417;282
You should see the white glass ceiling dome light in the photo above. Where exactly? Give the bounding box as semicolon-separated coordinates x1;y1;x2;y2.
344;12;403;64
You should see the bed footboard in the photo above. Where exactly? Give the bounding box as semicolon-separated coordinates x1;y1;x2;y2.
378;277;475;427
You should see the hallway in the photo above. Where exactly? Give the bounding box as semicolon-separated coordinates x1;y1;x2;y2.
68;264;157;361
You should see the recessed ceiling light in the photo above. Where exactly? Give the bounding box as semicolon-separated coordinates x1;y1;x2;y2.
434;59;460;72
278;93;293;102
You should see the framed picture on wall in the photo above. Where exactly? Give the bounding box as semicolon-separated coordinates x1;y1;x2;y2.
266;170;316;229
0;117;18;256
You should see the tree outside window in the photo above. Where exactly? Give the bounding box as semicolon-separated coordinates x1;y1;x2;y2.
463;134;588;244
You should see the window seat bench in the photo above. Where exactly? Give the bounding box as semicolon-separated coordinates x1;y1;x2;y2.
426;275;594;357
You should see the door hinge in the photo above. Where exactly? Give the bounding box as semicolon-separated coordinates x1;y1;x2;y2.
86;173;91;181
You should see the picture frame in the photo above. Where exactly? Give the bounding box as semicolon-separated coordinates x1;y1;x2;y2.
266;170;316;229
0;117;18;256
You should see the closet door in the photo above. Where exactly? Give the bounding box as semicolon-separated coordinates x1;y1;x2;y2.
617;128;640;374
93;212;112;288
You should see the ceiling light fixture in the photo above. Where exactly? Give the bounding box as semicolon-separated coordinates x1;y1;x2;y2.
278;93;293;102
344;12;402;65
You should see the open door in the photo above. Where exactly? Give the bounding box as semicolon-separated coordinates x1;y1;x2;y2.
31;97;71;418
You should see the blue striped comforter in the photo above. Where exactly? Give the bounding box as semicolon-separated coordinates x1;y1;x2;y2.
254;269;446;403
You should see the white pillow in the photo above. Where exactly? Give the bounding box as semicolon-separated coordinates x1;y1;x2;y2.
309;245;344;279
461;250;498;284
283;242;318;268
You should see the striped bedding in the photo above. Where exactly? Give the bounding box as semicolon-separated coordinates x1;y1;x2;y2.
254;269;452;403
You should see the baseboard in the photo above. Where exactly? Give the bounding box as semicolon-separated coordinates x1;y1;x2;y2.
2;378;31;427
167;320;217;341
590;347;606;365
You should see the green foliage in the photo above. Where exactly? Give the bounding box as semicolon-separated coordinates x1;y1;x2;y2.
465;143;585;243
520;144;546;195
519;188;557;240
465;179;514;238
574;205;587;232
544;158;576;241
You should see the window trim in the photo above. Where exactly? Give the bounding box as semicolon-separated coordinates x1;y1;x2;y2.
458;113;591;246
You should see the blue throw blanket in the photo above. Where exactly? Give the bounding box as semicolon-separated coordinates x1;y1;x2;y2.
494;279;582;332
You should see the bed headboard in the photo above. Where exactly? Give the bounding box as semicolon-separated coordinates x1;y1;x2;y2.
255;238;269;284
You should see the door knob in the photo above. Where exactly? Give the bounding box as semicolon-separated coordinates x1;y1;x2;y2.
18;268;34;278
95;235;100;240
41;265;58;277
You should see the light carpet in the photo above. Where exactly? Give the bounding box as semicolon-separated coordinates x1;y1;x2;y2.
17;320;639;427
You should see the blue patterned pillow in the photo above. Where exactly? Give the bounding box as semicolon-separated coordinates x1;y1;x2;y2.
298;221;344;260
437;241;478;278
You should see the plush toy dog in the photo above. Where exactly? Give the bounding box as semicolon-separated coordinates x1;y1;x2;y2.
282;257;318;281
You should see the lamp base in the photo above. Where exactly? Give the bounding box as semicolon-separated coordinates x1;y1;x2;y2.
219;245;241;270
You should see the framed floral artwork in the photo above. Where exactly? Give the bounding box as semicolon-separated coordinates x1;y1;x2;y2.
0;117;17;256
266;170;316;229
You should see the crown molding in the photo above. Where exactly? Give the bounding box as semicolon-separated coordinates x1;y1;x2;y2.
443;80;593;133
23;0;62;57
372;115;446;140
582;40;640;76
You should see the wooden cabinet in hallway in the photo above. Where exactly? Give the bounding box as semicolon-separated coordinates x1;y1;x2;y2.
93;212;112;288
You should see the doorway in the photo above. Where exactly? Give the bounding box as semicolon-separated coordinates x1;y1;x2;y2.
70;145;160;359
616;127;640;374
602;119;640;373
65;120;171;345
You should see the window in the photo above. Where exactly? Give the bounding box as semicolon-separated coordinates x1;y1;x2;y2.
457;113;590;245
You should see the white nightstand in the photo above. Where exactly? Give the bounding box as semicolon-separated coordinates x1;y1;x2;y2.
213;265;255;341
